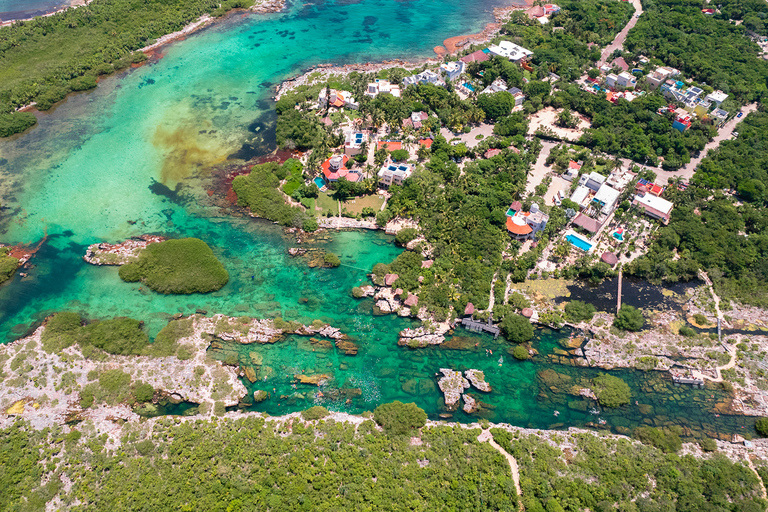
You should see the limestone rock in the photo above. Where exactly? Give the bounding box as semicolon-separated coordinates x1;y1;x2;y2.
243;366;258;383
464;369;491;392
294;374;330;386
462;394;478;413
438;369;470;409
253;390;269;402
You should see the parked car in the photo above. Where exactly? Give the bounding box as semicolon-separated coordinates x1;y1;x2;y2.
737;112;743;118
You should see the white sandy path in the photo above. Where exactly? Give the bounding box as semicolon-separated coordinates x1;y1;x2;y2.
478;429;523;510
528;107;590;142
526;140;557;196
440;123;496;149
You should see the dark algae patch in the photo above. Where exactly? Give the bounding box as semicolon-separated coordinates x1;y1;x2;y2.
119;238;229;294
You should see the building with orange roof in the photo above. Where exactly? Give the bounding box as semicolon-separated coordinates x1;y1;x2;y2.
318;88;359;109
418;138;433;148
485;148;502;158
505;202;548;240
377;140;402;151
322;154;356;182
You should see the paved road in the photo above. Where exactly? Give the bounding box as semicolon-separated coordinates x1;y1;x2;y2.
598;0;643;67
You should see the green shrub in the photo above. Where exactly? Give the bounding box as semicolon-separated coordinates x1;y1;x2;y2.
613;305;644;331
149;317;195;357
633;426;682;453
693;313;710;325
512;345;530;360
82;318;149;355
500;314;534;343
390;149;409;162
679;325;697;337
0;252;20;283
301;406;330;421
351;287;365;298
69;76;97;91
564;300;596;323
132;382;155;403
119;238;229;294
213;401;226;417
373;401;427;436
41;312;82;353
699;437;717;452
591;373;630;407
395;228;418;246
324;252;341;267
0;112;37;137
756;418;768;437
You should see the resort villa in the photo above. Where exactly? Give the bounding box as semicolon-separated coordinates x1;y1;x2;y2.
403;111;429;129
365;79;401;98
505;202;549;240
487;41;533;63
344;131;366;156
403;70;445;88
633;192;674;224
322;155;362;183
318;89;359;109
440;61;466;81
378;162;414;188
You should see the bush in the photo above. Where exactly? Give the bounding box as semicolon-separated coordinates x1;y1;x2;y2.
395;228;418;246
756;418;768;437
119;238;229;294
633;426;682;453
564;300;596;323
699;437;717;452
0;112;37;137
390;149;409;162
500;314;534;343
613;305;644;331
213;401;226;417
82;318;149;355
679;325;697;337
132;382;155;403
351;287;365;298
512;345;530;360
301;406;330;421
41;312;82;353
149;317;195;357
324;252;341;267
373;401;427;436
591;373;630;407
0;252;20;283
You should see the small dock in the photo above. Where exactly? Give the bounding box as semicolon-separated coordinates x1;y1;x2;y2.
673;376;705;387
460;317;500;339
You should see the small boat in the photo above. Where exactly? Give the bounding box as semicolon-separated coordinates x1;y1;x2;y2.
598;418;607;425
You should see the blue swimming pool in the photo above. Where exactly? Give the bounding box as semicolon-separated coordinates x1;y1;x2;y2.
463;82;475;92
314;177;326;189
566;233;593;251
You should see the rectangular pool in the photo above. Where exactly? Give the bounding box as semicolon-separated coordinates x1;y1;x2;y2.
314;177;326;189
566;233;594;252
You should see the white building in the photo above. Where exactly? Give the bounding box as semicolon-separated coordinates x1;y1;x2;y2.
486;41;533;63
705;90;728;107
402;70;445;88
378;162;414;187
710;108;729;127
633;193;673;224
592;184;621;216
344;131;366;156
617;71;636;89
580;171;606;192
318;89;359;109
509;87;526;106
605;73;618;88
480;77;508;95
440;61;466;81
365;79;401;98
570;185;591;208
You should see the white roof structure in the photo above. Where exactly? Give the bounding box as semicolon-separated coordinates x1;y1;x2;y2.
486;41;533;62
705;90;729;105
571;185;590;206
635;194;673;215
593;185;621;215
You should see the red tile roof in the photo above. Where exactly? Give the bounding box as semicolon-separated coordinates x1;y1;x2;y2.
321;154;350;181
485;148;501;159
568;160;581;170
419;138;433;148
464;302;475;315
461;50;490;64
404;294;419;307
384;273;399;286
377;141;402;151
506;216;533;235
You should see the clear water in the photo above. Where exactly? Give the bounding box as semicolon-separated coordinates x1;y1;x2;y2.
0;0;69;21
0;0;755;437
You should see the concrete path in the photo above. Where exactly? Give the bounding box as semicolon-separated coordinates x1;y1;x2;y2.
598;0;643;66
478;429;523;510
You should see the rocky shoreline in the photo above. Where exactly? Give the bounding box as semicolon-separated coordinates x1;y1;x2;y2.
83;234;165;265
0;314;346;433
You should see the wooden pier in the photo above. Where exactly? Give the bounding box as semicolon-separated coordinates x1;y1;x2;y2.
673;376;705;387
460;317;500;338
616;269;622;313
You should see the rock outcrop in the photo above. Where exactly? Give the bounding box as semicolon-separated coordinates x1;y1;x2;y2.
465;369;491;392
438;369;470;409
83;235;165;265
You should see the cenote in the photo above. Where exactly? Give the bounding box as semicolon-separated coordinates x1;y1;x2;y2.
0;0;756;438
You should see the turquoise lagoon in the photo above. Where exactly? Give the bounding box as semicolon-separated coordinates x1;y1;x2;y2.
0;0;755;437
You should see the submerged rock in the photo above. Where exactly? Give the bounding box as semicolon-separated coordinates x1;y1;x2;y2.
294;374;330;386
465;369;491;392
243;366;258;383
253;390;269;402
462;394;478;413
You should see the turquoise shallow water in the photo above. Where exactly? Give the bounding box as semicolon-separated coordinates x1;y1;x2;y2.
0;0;756;437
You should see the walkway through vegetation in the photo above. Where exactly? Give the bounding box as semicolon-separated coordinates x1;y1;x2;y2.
478;429;523;510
